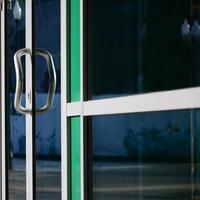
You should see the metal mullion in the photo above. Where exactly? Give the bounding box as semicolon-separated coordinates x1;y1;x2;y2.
25;0;35;200
80;0;84;199
1;1;6;199
61;0;67;199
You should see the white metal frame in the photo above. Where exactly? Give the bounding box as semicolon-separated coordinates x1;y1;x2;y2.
80;0;84;199
0;1;68;200
25;1;33;200
61;0;67;199
67;87;200;116
70;78;200;200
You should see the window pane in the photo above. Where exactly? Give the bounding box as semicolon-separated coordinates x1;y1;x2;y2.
87;110;200;200
7;1;26;199
86;0;200;99
34;0;61;199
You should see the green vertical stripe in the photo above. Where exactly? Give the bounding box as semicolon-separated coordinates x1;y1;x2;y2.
70;0;80;101
71;117;81;200
67;118;72;200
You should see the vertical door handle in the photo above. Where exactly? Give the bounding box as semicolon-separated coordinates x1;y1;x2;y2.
14;48;32;115
35;48;56;113
14;48;56;115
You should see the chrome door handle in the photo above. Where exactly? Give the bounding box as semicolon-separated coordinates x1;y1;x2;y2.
35;49;56;113
14;48;32;115
14;48;56;115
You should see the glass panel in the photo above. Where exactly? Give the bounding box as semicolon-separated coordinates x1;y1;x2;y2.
86;0;200;100
34;0;61;199
87;110;200;200
6;1;26;199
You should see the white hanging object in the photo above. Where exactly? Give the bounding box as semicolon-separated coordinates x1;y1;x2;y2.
13;0;22;21
181;19;190;37
191;20;200;38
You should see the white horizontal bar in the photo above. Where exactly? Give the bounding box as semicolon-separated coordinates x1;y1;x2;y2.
67;102;82;116
67;87;200;117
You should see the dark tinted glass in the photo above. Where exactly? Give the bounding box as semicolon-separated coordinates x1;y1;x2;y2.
7;1;26;199
87;110;200;200
34;0;61;199
86;0;200;99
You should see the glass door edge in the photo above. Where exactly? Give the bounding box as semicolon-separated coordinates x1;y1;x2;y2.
1;2;6;200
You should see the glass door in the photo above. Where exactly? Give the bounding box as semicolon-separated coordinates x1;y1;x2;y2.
66;0;200;200
1;0;62;200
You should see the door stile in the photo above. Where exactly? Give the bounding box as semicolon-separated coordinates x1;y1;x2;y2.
26;0;34;200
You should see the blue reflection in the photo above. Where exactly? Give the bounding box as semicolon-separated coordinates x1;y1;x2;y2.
91;110;199;199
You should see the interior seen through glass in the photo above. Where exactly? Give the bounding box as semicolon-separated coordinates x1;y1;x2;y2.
7;0;26;199
6;0;61;199
87;0;200;99
89;110;200;200
35;0;61;199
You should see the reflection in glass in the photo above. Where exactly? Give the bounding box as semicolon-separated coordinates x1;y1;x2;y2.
87;0;200;99
88;110;200;200
34;0;61;199
7;0;26;199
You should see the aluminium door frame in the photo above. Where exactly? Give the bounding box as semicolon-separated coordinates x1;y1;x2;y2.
26;1;34;200
0;0;68;200
61;0;67;200
0;1;34;200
